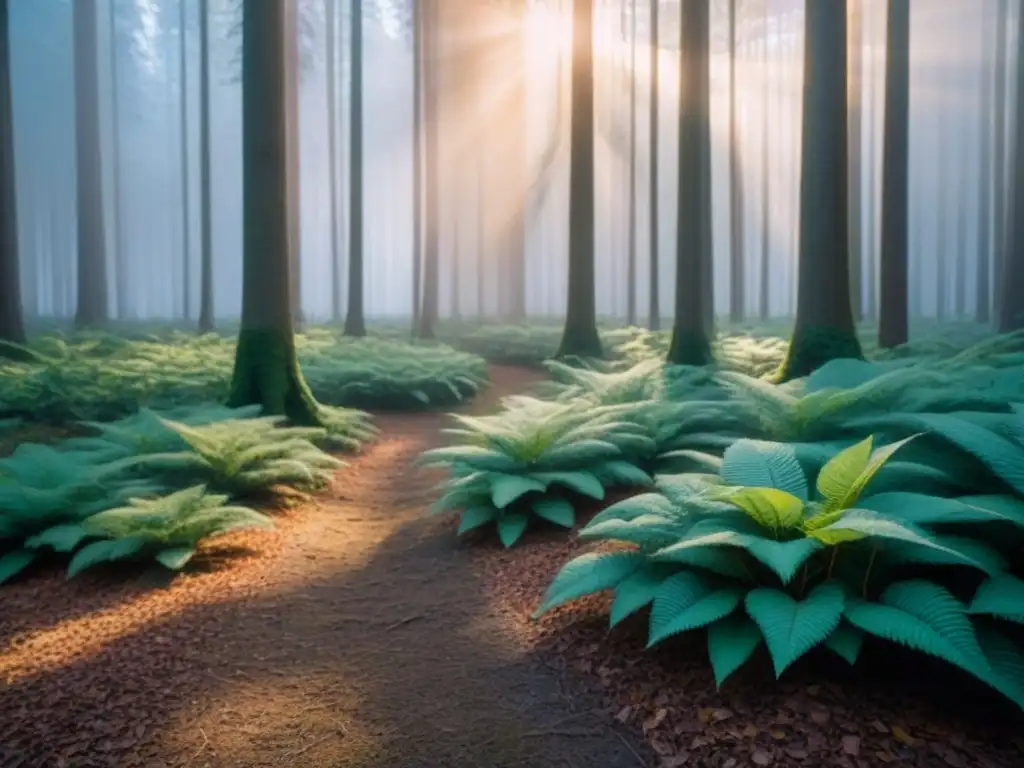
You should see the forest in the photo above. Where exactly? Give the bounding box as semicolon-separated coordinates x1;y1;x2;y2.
1;0;1024;766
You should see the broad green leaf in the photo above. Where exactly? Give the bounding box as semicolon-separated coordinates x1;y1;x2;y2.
648;573;744;647
974;626;1024;711
0;549;35;584
846;435;920;504
497;511;530;548
652;529;821;584
609;564;675;627
823;622;865;665
67;536;148;578
968;574;1024;624
457;505;497;535
745;581;846;676
816;436;873;511
532;471;605;500
24;523;90;553
717;487;804;532
490;475;547;509
706;614;763;687
155;546;196;570
858;492;1024;527
532;498;576;528
720;440;809;501
534;551;646;616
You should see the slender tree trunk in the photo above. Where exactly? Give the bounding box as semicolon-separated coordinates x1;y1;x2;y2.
976;3;993;324
647;0;659;330
344;0;365;336
416;0;440;339
73;0;108;328
110;0;128;319
326;0;341;321
0;0;23;348
847;0;863;320
412;0;423;327
954;113;968;318
505;9;527;321
284;0;302;329
197;0;214;332
728;0;745;323
993;0;1009;320
863;2;876;319
936;108;948;319
228;0;319;425
777;0;862;380
178;0;191;320
998;0;1024;331
667;0;712;364
625;0;637;325
758;8;770;320
556;0;602;358
877;0;909;348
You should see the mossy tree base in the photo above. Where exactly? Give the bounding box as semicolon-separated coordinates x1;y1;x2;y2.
555;323;603;361
344;313;366;338
227;328;322;426
774;323;863;383
666;326;713;366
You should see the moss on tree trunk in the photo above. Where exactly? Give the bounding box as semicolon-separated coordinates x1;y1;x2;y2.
776;324;862;382
227;328;320;425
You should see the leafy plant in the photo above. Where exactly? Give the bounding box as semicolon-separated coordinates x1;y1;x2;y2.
535;435;1024;709
421;398;655;547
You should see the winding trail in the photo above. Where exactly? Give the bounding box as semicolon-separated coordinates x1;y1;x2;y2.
0;366;648;768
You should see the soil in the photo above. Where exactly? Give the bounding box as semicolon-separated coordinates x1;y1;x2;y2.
0;366;650;768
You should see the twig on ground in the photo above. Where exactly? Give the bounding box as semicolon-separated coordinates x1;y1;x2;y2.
288;733;337;759
182;726;209;767
385;614;424;631
615;730;649;767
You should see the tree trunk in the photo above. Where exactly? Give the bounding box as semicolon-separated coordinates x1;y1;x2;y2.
556;0;602;359
997;0;1024;332
863;2;876;319
976;3;993;324
0;0;23;348
667;0;712;365
936;108;948;319
227;0;319;425
284;0;302;329
415;0;440;339
993;0;1009;320
197;0;214;333
847;0;863;320
178;0;191;320
73;0;108;328
110;0;128;320
727;0;745;323
326;0;341;322
412;0;423;327
505;10;527;321
776;0;862;381
626;0;638;326
647;0;659;330
877;0;909;349
344;0;365;336
758;6;770;320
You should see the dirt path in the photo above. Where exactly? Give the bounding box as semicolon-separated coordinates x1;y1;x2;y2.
0;366;648;768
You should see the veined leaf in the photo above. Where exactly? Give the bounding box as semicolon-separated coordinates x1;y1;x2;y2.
457;505;497;535
534;551;646;616
532;470;605;500
720;440;809;501
969;574;1024;624
532;498;576;528
652;529;821;584
716;487;805;533
609;564;676;628
497;511;529;548
490;475;547;509
824;622;865;665
706;614;764;687
745;582;846;676
816;436;873;511
648;572;744;647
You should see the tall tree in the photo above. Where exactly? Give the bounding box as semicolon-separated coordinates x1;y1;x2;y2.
326;0;341;321
0;0;23;347
178;0;191;319
667;0;712;365
110;0;128;319
777;0;862;380
647;0;660;330
758;2;770;320
344;0;366;336
284;0;303;328
936;106;948;319
227;0;319;424
863;1;877;319
998;0;1024;331
415;0;440;339
412;0;423;326
73;0;108;328
993;0;1009;320
727;0;745;323
556;0;602;358
626;0;638;325
877;0;909;348
847;0;863;319
976;2;994;323
197;0;214;332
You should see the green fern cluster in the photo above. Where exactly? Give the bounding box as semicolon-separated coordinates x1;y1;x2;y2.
421;397;655;547
0;329;489;423
535;435;1024;708
0;401;369;584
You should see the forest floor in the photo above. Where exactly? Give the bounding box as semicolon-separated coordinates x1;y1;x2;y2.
1;366;1023;768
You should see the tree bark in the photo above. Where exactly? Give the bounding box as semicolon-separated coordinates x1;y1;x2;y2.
997;0;1024;331
178;0;191;320
415;0;440;339
758;5;770;320
326;0;341;322
412;0;423;327
344;0;365;336
727;0;745;323
556;0;602;359
993;0;1009;320
667;0;712;365
877;0;909;348
976;3;993;324
73;0;109;328
110;0;128;319
647;0;659;330
626;0;638;326
776;0;862;381
284;0;302;329
227;0;319;425
0;0;24;348
197;0;214;333
847;0;863;320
